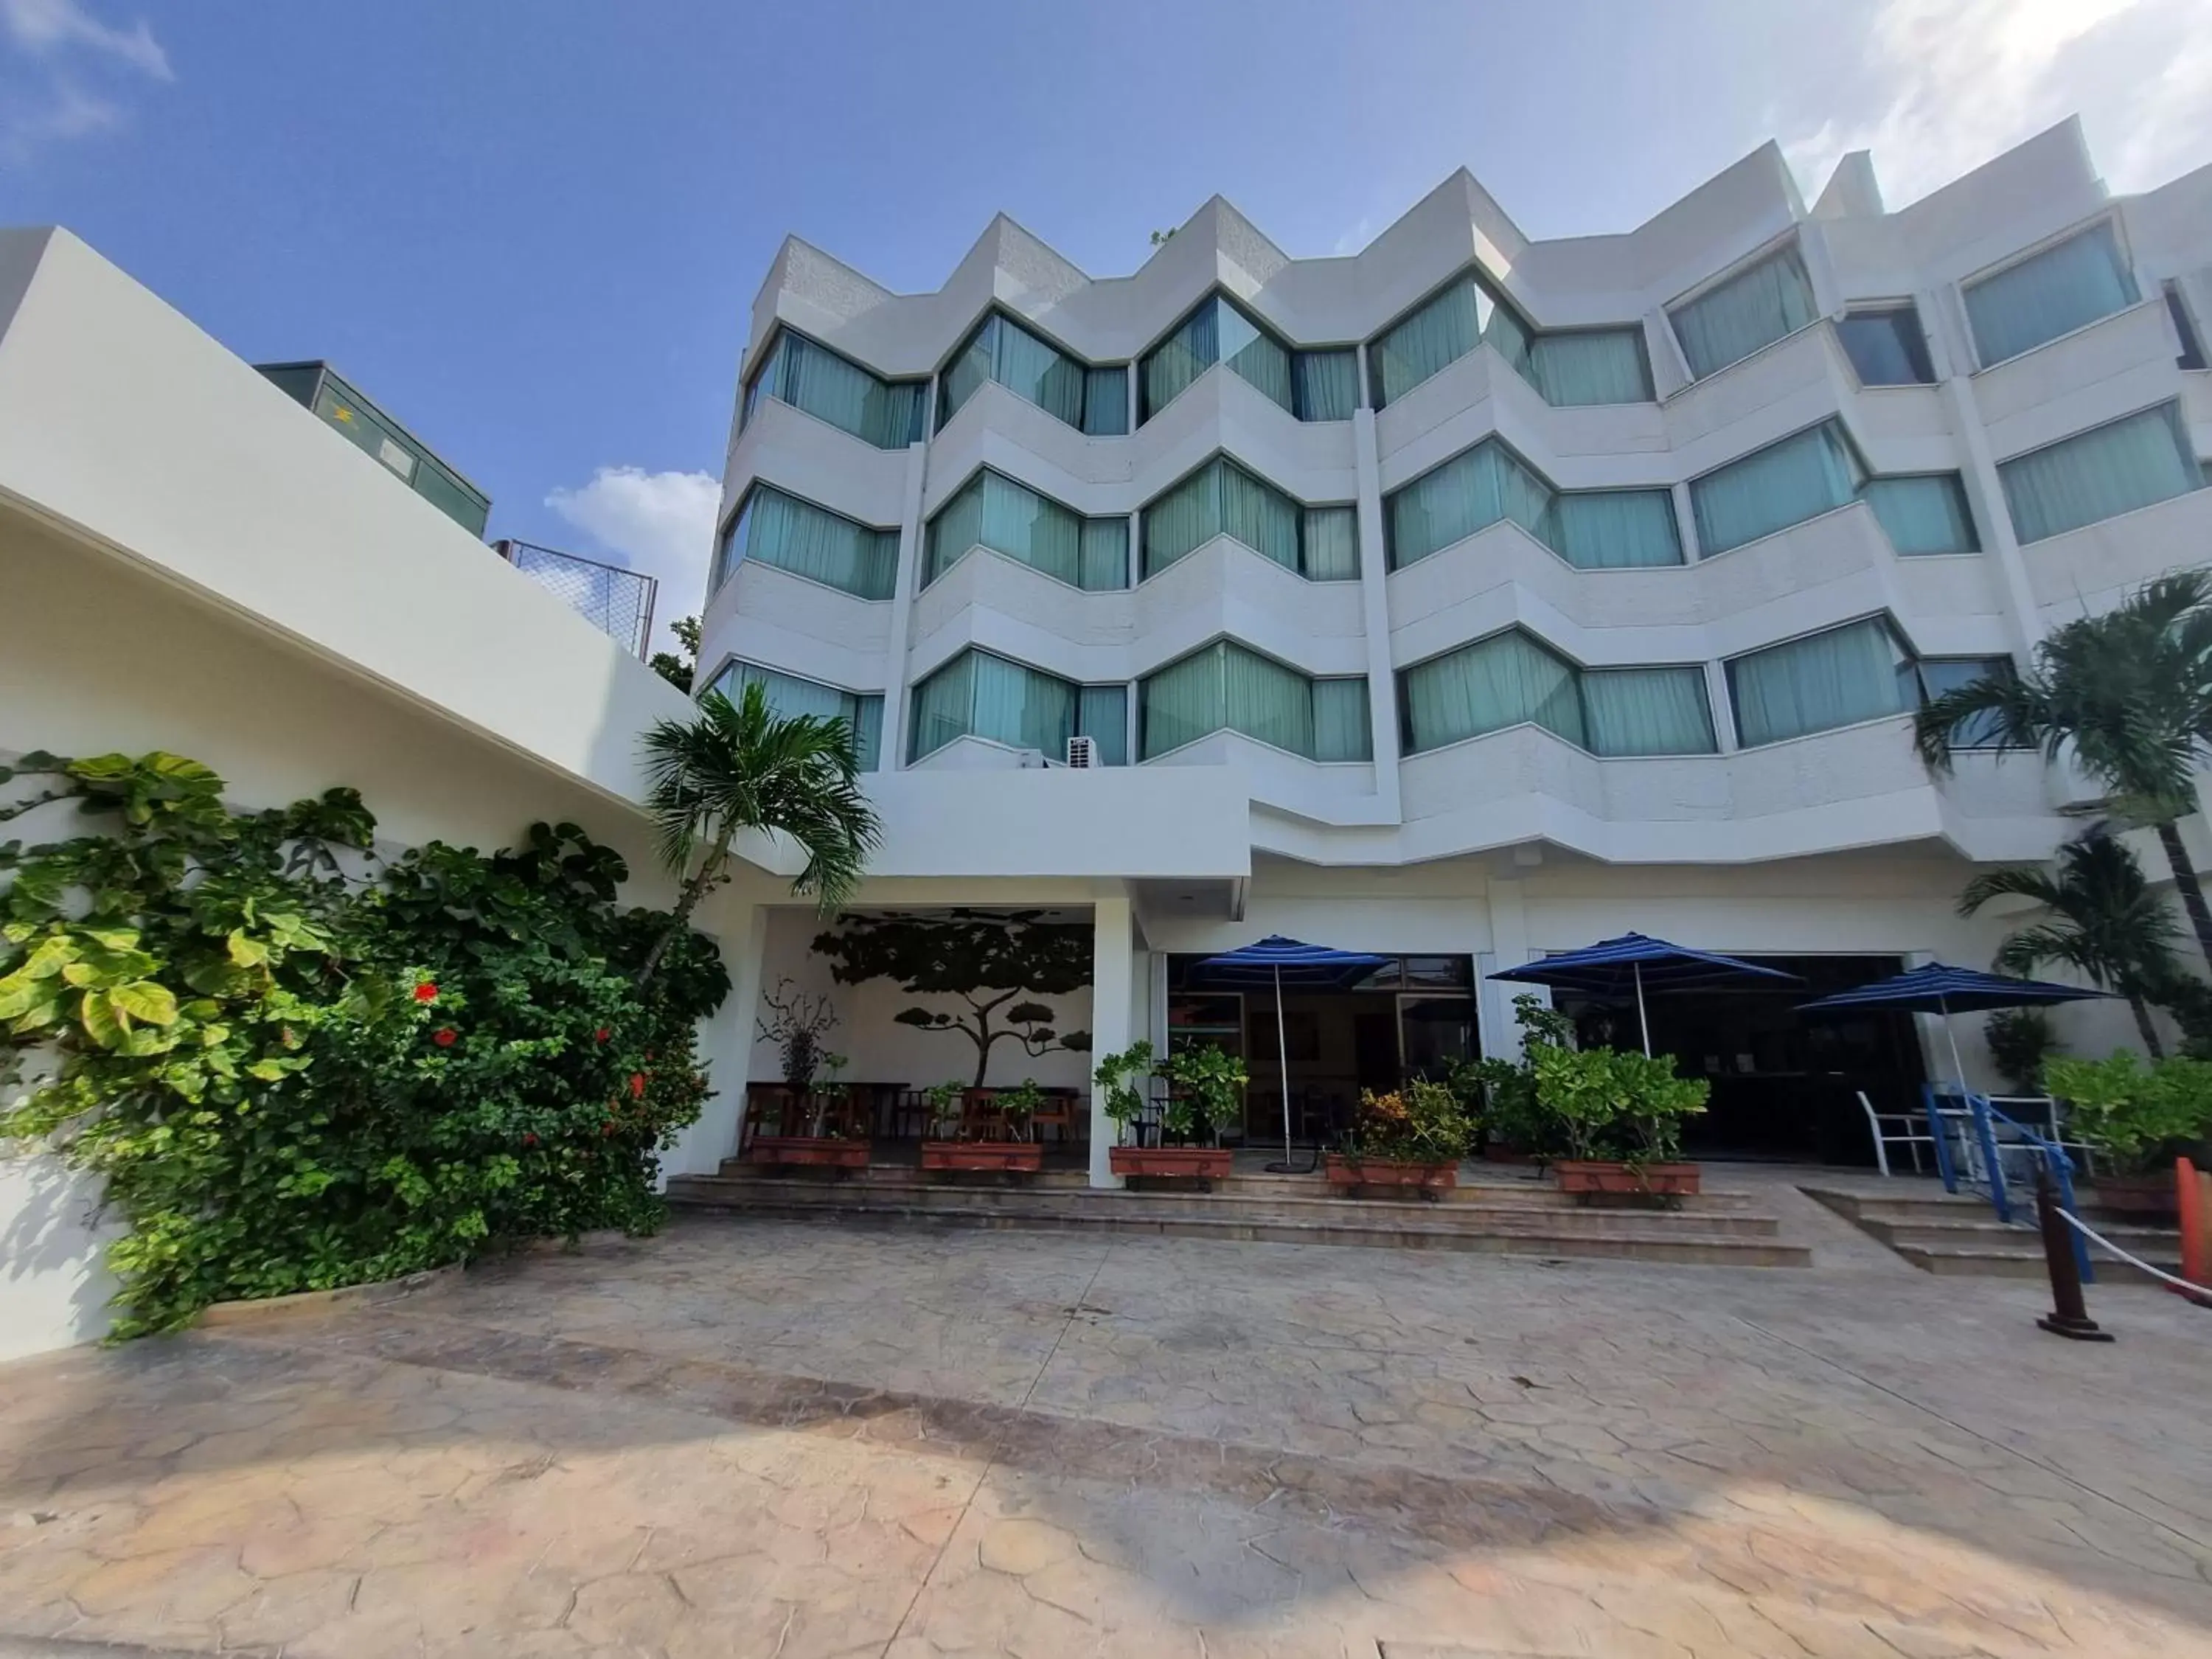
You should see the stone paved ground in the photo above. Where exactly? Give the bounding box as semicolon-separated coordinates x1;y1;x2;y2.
3;1214;2211;1658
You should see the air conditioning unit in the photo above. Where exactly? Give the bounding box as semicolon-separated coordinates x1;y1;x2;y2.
1065;734;1097;769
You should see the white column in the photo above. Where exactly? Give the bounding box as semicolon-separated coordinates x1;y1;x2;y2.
878;440;933;770
658;900;768;1181
1351;405;1404;820
1088;893;1134;1188
1479;877;1533;1062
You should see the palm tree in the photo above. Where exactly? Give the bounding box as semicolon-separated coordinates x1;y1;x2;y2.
1958;830;2181;1057
1914;571;2212;975
634;681;880;987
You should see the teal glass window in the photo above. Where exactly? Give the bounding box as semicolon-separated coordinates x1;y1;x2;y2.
1998;403;2204;543
938;312;1128;436
923;469;1130;591
1369;271;1652;408
1384;439;1680;571
1141;457;1359;581
908;650;1079;763
1964;222;2138;368
1669;246;1819;380
1726;618;1915;747
712;485;899;600
1139;642;1372;762
1139;293;1356;423
1398;630;1714;757
740;330;925;450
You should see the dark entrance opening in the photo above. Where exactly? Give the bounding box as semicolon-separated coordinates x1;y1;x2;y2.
1557;954;1926;1166
1166;953;1478;1147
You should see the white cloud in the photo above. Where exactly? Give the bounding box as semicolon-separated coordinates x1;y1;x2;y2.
1;0;170;77
1781;0;2212;206
0;0;170;162
545;466;721;659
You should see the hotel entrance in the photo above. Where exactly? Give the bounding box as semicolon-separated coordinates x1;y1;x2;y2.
1164;953;1478;1147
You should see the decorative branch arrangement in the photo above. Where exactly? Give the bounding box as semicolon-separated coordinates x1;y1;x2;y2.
755;977;839;1091
813;909;1092;1087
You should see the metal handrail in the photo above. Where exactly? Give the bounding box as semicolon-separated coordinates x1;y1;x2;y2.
1965;1089;2093;1284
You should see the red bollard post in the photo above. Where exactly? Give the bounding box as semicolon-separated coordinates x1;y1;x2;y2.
2177;1158;2212;1309
2035;1166;2112;1342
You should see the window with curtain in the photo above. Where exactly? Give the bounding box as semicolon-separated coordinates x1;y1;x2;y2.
703;661;883;770
1688;420;1863;555
1668;245;1819;380
1384;440;1680;571
740;330;925;450
1836;305;1936;385
1077;684;1129;765
1998;403;2205;543
936;312;1126;436
1141;457;1355;581
1964;221;2138;367
2163;282;2208;371
1863;473;1979;554
922;468;1128;591
907;649;1079;762
1368;270;1652;408
1914;656;2020;751
1398;631;1714;757
1138;294;1354;424
1138;641;1371;761
712;484;899;600
1726;618;1915;747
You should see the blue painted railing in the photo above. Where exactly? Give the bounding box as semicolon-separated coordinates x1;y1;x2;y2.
1923;1085;2093;1283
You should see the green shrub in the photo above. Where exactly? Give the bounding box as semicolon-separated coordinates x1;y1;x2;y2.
1984;1008;2061;1094
2045;1051;2212;1175
0;750;727;1336
1530;1045;1709;1164
1343;1078;1475;1164
1470;993;1577;1157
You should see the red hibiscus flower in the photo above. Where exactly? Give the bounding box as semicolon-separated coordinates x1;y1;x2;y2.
413;981;439;1004
602;1120;618;1136
522;1133;539;1147
594;1026;611;1043
431;1028;457;1048
629;1072;647;1100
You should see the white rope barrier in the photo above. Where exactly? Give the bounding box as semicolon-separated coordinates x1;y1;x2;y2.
2056;1208;2212;1301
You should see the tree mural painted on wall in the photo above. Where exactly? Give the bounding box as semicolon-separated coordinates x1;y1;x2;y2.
811;909;1093;1087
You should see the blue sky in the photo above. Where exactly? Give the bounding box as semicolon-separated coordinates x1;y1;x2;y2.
4;0;2207;650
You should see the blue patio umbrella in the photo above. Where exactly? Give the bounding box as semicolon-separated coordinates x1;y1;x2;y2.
1795;962;2114;1093
1191;936;1392;1169
1488;933;1801;1056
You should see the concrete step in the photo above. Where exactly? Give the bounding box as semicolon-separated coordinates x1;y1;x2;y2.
665;1187;1812;1268
678;1174;1784;1237
1802;1184;2164;1228
1803;1186;2184;1284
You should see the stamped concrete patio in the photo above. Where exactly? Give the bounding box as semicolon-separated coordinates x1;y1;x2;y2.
4;1200;2211;1658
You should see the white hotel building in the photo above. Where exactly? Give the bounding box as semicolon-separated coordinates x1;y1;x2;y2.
692;121;2212;1171
4;121;2212;1352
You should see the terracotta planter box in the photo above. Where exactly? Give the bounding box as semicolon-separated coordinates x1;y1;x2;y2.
920;1141;1043;1173
1324;1154;1458;1192
1110;1146;1231;1180
747;1135;869;1170
1555;1160;1701;1197
2086;1172;2179;1217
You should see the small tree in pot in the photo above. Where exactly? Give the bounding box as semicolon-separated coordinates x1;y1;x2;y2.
1531;1046;1710;1201
2045;1051;2212;1214
1326;1079;1476;1197
1096;1040;1245;1182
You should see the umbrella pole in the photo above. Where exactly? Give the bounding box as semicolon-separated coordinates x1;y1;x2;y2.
1277;963;1294;1164
1941;994;1969;1095
1635;962;1652;1057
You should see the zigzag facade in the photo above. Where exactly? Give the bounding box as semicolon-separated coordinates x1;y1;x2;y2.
702;120;2212;872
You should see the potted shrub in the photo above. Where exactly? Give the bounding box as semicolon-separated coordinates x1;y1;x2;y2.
920;1078;1046;1173
2046;1052;2212;1215
1533;1045;1709;1200
1098;1041;1243;1183
1472;994;1575;1162
1325;1078;1475;1197
745;980;869;1169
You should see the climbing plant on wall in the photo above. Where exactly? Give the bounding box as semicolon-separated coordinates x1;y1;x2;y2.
811;909;1093;1087
0;749;728;1336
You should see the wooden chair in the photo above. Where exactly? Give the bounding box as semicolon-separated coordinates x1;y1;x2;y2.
1029;1090;1077;1145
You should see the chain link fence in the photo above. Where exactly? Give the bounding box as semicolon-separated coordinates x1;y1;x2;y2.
493;540;657;660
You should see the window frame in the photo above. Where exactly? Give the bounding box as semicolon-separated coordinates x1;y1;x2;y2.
709;479;901;600
737;324;928;450
919;464;1132;593
1135;636;1374;765
933;305;1130;437
1394;626;1717;760
1683;416;1873;560
1834;302;1937;386
1136;451;1361;584
1722;613;1919;749
1663;232;1822;383
1959;214;2141;372
1133;288;1361;425
696;656;886;771
1365;262;1653;410
1382;433;1684;573
1994;397;2207;543
2163;279;2208;372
